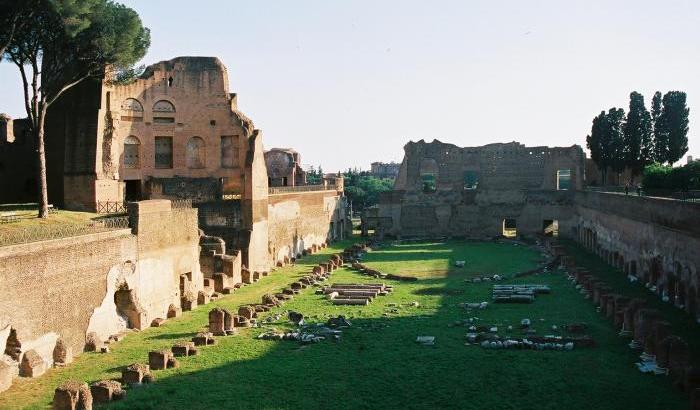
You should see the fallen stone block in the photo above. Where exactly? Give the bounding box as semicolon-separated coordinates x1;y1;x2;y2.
121;363;151;385
151;318;165;327
53;381;92;410
171;342;196;357
53;338;73;367
262;293;280;306
20;349;47;378
332;298;369;306
181;291;197;312
192;332;216;346
84;332;101;352
167;304;181;319
90;380;124;404
148;350;173;370
238;305;256;320
197;291;211;305
209;307;227;336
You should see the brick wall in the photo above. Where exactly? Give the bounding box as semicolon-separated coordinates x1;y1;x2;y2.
0;200;202;379
574;191;700;321
267;190;346;264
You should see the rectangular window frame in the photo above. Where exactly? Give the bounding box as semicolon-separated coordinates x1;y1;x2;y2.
557;169;572;190
154;136;173;169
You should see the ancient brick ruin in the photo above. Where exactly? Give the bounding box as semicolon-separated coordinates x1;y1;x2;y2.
367;139;584;237
367;138;700;325
0;57;350;394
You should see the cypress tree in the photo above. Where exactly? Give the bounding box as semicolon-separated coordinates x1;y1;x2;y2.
623;92;653;179
661;91;690;165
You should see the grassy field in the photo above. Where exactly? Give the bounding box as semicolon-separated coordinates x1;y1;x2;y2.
0;239;690;409
0;204;104;231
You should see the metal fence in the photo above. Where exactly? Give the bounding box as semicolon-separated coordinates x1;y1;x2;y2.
585;186;700;202
96;201;127;214
171;199;193;209
0;216;130;247
268;184;336;195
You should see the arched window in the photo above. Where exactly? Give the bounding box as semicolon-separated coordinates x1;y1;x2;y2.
153;100;176;113
187;137;205;168
123;136;140;168
120;98;143;122
121;98;143;112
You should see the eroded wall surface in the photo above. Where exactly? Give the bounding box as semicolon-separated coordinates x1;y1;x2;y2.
375;139;584;237
0;200;202;375
0;230;134;366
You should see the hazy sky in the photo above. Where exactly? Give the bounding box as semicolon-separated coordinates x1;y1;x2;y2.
1;0;698;171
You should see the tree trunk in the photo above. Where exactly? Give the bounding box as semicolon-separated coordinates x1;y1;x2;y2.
36;106;49;218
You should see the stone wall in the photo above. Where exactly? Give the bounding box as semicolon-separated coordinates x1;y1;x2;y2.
267;190;347;265
574;191;700;322
374;139;584;238
0;200;202;385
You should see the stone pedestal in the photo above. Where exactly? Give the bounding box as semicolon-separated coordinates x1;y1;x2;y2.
53;381;92;410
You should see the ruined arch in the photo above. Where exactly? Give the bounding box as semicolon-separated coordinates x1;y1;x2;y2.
186;136;205;169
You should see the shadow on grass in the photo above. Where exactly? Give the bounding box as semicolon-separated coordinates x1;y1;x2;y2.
560;238;700;365
100;240;690;410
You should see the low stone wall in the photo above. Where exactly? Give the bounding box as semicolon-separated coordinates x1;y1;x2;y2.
267;190;347;265
0;200;202;390
574;191;700;321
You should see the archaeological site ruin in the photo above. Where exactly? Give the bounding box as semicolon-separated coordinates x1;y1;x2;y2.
1;3;699;409
0;56;350;395
366;139;699;321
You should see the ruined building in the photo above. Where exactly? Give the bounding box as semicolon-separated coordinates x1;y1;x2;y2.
0;56;349;272
370;161;401;179
368;139;700;324
0;58;349;386
369;140;584;238
265;148;307;187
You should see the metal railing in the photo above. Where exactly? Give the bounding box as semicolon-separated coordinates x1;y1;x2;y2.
171;199;193;209
0;216;130;247
584;186;700;202
268;184;336;195
97;201;127;214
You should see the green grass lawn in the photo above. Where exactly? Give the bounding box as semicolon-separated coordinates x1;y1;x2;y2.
0;203;104;231
0;239;690;409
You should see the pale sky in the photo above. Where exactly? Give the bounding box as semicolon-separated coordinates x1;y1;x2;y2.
1;0;699;171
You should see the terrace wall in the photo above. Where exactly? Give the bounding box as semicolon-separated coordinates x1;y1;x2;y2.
267;189;347;265
574;191;700;320
0;200;202;375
